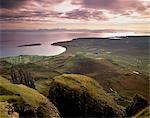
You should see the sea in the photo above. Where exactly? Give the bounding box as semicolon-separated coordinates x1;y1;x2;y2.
0;31;148;57
0;31;104;57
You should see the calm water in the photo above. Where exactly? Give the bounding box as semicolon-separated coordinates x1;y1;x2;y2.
0;31;103;57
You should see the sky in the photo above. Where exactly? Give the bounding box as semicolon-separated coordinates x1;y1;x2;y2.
0;0;150;34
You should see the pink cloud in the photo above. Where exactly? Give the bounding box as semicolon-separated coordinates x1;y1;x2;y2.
0;0;149;23
72;0;149;14
62;9;107;21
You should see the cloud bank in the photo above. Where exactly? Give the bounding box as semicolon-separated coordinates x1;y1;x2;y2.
0;0;149;30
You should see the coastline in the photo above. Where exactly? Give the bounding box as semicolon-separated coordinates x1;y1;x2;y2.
0;44;67;58
1;35;149;68
0;35;149;107
51;36;149;73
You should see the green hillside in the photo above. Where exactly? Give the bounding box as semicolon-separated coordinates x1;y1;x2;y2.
0;76;60;118
49;74;125;117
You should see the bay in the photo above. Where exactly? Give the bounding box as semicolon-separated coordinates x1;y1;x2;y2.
0;31;102;57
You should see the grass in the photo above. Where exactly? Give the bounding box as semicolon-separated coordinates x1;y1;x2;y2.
99;52;149;73
0;95;21;102
0;76;47;108
0;76;60;118
35;79;53;96
110;75;150;101
0;55;50;65
52;74;124;110
0;53;149;115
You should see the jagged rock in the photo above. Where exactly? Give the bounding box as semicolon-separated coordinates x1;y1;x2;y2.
126;94;149;116
10;66;35;89
48;74;125;117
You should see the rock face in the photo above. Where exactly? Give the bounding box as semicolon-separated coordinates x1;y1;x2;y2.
10;66;35;89
126;94;149;116
48;74;125;117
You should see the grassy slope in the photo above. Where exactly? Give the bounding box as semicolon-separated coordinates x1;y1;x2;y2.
53;36;149;73
59;55;150;101
52;74;120;109
0;55;50;65
0;76;60;118
49;74;125;117
0;76;44;107
1;54;149;103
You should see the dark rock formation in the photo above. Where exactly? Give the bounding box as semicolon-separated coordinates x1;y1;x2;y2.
134;106;150;118
10;66;35;89
14;103;60;118
13;103;37;118
48;74;125;117
126;94;149;116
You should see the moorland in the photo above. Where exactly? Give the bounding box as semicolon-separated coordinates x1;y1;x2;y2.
0;36;149;118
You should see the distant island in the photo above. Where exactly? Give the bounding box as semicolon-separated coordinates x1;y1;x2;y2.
17;43;41;47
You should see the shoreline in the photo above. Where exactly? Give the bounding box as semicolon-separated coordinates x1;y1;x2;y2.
0;44;66;58
1;35;149;58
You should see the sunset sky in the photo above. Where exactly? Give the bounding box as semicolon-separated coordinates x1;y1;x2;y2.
0;0;150;34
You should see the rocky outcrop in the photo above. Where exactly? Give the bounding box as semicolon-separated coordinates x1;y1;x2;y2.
13;100;60;118
48;74;125;117
126;94;149;116
10;66;35;89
